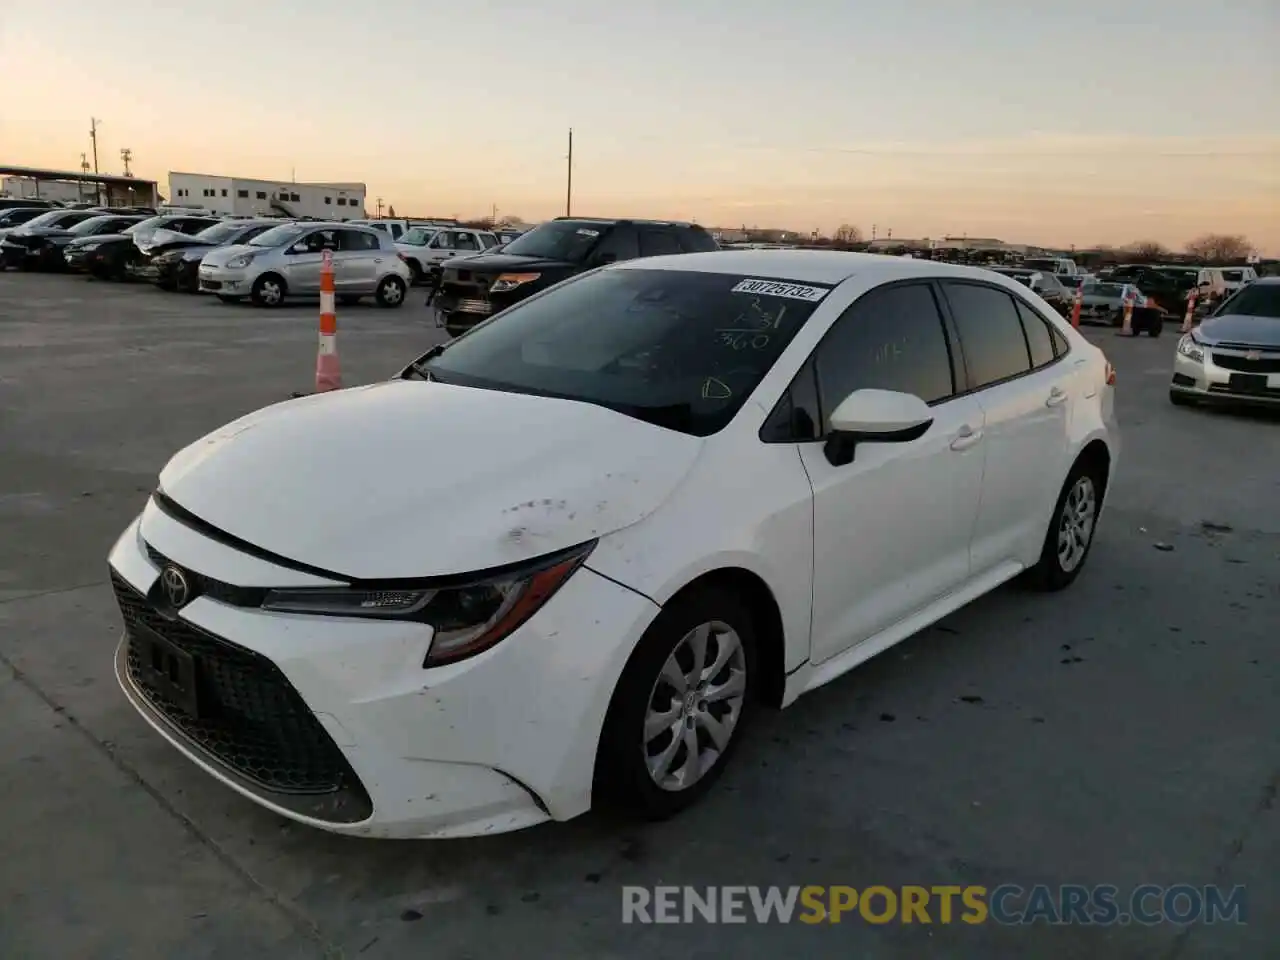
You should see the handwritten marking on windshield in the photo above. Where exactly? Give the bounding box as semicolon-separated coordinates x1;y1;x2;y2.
716;329;772;350
701;378;733;400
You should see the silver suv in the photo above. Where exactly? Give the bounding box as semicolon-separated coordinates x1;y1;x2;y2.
198;222;412;308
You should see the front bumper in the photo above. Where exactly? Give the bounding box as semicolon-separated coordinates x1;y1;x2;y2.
107;501;659;838
198;265;250;295
1171;347;1280;405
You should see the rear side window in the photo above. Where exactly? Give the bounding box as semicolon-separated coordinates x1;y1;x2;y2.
814;283;956;411
942;282;1032;389
1015;300;1059;368
340;230;380;251
638;228;682;257
679;228;720;253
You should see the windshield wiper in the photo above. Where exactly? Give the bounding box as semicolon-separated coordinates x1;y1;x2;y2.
404;342;449;381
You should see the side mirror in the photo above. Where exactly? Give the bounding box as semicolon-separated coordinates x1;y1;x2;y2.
288;242;307;254
824;389;934;467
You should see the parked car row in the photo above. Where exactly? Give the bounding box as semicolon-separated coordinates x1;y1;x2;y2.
2;209;418;309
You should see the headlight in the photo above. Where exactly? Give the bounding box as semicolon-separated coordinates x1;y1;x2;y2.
226;253;255;269
489;272;541;294
260;541;595;666
1177;334;1204;363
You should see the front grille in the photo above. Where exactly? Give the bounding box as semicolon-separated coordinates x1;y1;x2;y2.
1211;352;1280;374
113;571;371;820
1208;383;1280;398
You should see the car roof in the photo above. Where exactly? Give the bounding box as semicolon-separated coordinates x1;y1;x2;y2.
614;250;1049;286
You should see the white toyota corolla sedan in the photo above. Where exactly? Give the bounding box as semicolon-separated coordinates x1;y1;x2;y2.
108;251;1119;839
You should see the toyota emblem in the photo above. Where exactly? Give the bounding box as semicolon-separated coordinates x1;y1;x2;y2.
160;566;191;609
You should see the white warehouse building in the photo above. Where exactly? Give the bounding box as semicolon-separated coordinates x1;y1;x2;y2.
168;172;366;220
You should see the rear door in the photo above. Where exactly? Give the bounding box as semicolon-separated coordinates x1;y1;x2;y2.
337;229;381;292
938;280;1075;575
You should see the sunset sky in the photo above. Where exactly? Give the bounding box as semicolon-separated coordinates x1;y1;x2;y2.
2;0;1276;252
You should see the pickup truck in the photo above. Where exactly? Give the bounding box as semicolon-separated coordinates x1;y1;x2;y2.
398;226;499;285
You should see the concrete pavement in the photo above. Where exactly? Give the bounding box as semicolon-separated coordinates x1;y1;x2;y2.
0;272;1276;959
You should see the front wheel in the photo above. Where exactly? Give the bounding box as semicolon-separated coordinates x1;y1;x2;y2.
250;273;286;308
375;275;406;308
1024;458;1105;591
594;587;757;820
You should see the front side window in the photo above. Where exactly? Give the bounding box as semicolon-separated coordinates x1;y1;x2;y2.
814;283;956;413
419;268;833;436
594;225;640;261
941;282;1033;389
453;232;479;251
399;227;436;246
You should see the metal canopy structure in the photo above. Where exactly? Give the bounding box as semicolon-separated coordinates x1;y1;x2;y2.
0;164;159;205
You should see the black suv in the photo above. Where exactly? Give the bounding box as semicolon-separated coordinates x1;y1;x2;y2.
432;217;720;337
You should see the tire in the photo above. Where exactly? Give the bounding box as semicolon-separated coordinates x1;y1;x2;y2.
594;586;757;820
1147;316;1163;337
406;259;423;286
337;294;362;306
1024;457;1105;592
1108;309;1124;328
375;275;406;308
178;265;200;294
250;273;286;308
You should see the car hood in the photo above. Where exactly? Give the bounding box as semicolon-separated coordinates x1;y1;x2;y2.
198;243;257;267
1197;313;1280;348
178;242;220;261
444;252;574;273
157;379;703;579
137;228;189;254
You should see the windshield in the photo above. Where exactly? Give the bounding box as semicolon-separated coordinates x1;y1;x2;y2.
195;221;249;244
399;227;437;246
499;220;604;262
68;215;121;236
419;268;828;436
1221;270;1245;282
1215;283;1280;319
14;210;73;230
249;224;307;248
0;208;45;226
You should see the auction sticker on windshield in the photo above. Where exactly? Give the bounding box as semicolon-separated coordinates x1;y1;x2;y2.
731;278;831;302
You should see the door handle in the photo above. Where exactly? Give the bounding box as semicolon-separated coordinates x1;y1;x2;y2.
950;424;983;451
373;258;383;263
1046;386;1069;407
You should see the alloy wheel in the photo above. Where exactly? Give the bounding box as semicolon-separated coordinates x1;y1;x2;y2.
643;621;747;792
1057;475;1097;572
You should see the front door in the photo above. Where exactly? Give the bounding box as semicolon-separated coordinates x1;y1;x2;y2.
938;281;1075;574
282;229;336;293
801;281;986;665
425;230;459;265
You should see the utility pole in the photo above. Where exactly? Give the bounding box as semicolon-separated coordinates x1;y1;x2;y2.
491;202;498;225
120;147;133;177
376;197;384;218
89;117;102;205
565;128;573;217
79;153;90;202
871;223;877;240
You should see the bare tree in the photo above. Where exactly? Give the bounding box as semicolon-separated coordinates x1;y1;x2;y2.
1185;233;1252;262
1124;240;1169;260
834;223;863;244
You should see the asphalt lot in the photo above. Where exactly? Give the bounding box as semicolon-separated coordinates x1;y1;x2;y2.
1;271;1276;960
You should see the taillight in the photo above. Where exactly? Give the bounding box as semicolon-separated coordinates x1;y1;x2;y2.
1105;360;1117;385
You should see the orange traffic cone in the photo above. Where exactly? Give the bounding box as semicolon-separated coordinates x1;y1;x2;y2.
1181;289;1198;334
316;250;342;392
1117;291;1135;336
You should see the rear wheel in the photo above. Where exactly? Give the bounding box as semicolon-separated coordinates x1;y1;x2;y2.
375;275;406;308
251;273;286;308
595;587;757;820
1025;457;1105;591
